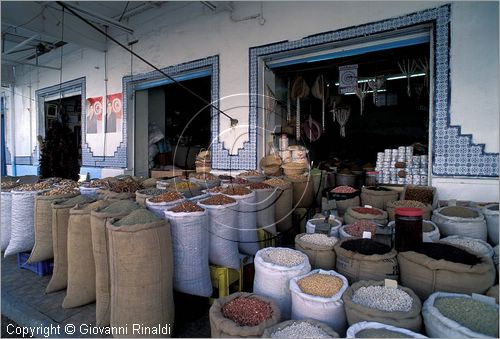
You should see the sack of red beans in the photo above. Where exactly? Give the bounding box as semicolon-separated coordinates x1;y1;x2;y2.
343;206;388;226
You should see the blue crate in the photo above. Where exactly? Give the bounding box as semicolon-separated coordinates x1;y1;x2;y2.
16;251;54;276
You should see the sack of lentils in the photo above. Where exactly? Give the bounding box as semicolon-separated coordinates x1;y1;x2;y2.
346;321;427;338
342;280;422;332
135;188;167;207
248;182;277;235
164;201;212;297
360;186;399;210
386;200;432;221
432;206;487;241
439;235;494;258
290;269;349;336
334;239;399;284
253;247;311;320
145;191;185;218
263;178;293;233
209;292;280;338
107;209;174;338
339;220;378;240
90;200;141;326
422;292;499;338
222;187;260;256
343;207;388;226
262;319;339;338
198;194;240;270
295;233;338;270
397;242;496;300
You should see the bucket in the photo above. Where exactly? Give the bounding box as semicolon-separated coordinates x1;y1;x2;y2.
335;173;358;187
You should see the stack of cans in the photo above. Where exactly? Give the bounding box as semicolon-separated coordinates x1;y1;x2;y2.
375;145;428;185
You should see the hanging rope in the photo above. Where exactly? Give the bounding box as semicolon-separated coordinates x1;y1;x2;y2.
355;82;369;116
398;59;417;97
336;106;350;138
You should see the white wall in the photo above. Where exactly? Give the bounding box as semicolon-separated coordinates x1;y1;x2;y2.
6;1;499;201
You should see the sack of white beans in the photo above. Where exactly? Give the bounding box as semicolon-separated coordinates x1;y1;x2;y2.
432;206;487;241
342;280;422;332
295;233;337;270
439;235;494;258
1;190;13;251
290;269;349;336
262;319;339;338
346;321;427;338
253;247;311;320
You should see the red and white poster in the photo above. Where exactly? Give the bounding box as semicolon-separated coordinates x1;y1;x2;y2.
86;96;103;134
105;93;123;133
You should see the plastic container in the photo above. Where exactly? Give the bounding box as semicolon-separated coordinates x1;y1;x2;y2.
395;208;423;252
17;251;54;276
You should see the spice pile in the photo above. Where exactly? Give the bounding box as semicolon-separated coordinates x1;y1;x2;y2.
344;220;377;237
331;186;357;194
200;194;236;206
356;329;413;338
103;178;142;193
149;191;184;203
16;182;53;191
86;179;109;188
137;188;167;196
222;187;251;196
439;206;479;218
299;233;337;247
40;186;77;196
238;170;263;177
389;200;427;209
58;179;79;188
411;243;481;265
404;186;434;205
101;200;140;214
60;195;94;206
352;207;382;215
230;178;249;185
192;173;218;180
218;175;234;181
172;181;198;190
115;209;160;226
261;248;305;267
206;186;225;193
341;239;391;255
352;286;413;312
168;201;204;213
248;182;272;190
298;273;344;297
434;297;498;337
1;181;20;191
271;322;332;338
222;297;273;327
263;178;288;187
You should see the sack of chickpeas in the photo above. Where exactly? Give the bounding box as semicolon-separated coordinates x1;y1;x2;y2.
290;269;349;336
209;292;280;338
262;319;339;338
295;233;338;270
342;280;422;332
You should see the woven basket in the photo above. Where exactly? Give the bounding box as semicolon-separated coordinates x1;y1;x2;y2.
260;155;282;176
196;166;212;173
282;162;307;176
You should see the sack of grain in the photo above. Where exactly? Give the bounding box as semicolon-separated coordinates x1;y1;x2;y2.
398;243;496;300
28;191;79;263
285;175;315;209
135;188;167;207
107;209;174;338
164;203;212;297
262;319;339;338
253;247;311;320
145;192;185;218
90;200;141;326
336;196;361;218
198;195;240;270
295;233;338;270
432;206;487;241
401;185;437;208
422;291;499;338
334;239;399;284
237;170;266;183
141;177;157;188
63;200;111;308
46;195;96;293
263;178;293;233
1;190;13;251
290;269;349;335
482;204;499;246
346;321;427;338
343;207;388;226
386;200;432;221
251;184;277;236
97;189;135;201
439;235;494;258
305;218;342;238
342;280;422;332
360;187;399;210
209;292;280;338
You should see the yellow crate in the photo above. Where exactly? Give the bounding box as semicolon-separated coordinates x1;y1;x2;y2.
209;255;250;302
257;228;276;249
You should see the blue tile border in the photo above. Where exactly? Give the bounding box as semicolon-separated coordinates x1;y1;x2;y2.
248;4;498;178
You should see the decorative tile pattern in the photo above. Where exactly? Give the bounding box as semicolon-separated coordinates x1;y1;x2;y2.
248;4;498;177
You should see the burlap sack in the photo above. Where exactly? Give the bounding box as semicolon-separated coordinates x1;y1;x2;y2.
397;250;496;300
334;239;399;284
90;203;141;326
262;319;339;338
295;234;337;270
360;187;399;210
97;189;135;201
27;192;79;263
107;218;174;338
63;200;111;308
343;207;388;226
273;181;293;233
346;321;427;338
286;175;315;208
336;196;360;218
342;280;422;332
209;292;280;338
387;200;432;221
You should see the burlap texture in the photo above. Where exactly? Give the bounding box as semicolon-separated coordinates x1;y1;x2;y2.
295;233;336;270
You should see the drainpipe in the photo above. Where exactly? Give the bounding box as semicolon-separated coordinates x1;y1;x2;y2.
9;79;16;176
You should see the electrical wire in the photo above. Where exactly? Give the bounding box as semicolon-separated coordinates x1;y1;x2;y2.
56;1;237;126
118;2;130;22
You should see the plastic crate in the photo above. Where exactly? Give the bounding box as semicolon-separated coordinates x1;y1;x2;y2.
209;254;251;303
17;251;54;276
257;229;277;249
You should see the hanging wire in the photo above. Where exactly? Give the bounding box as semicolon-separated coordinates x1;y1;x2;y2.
102;26;109;161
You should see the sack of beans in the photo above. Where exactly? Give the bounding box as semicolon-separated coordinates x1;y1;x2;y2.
145;191;185;218
439;235;494;258
237;170;266;183
135;188;167;207
306;218;342;238
90;200;141;326
107;209;174;338
342;280;422;332
164;202;212;297
63;200;111;308
262;319;339;338
97;189;135;201
432;206;487;241
339;220;378;240
343;207;388;226
483;204;499;246
170;180;202;198
209;292;280;337
422;291;499;338
290;269;349;335
346;321;427;338
402;185;437;207
198;194;240;270
334;239;399;284
253;247;311;320
248;183;277;235
141;177;157;188
1;188;15;251
398;242;496;300
387;200;432;221
222;187;260;255
46;195;96;293
360;187;399;210
295;233;338;270
285;174;315;209
328;186;361;218
27;189;79;263
263;178;293;233
189;172;221;189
